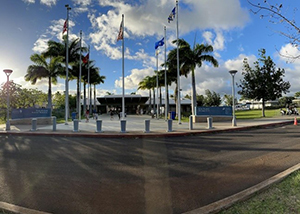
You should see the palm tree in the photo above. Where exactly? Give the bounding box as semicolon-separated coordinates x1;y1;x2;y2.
25;53;64;112
43;39;87;112
173;39;219;115
138;75;156;113
90;71;105;111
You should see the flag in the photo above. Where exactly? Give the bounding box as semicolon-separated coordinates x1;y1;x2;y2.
155;37;164;49
82;53;89;64
62;19;67;34
117;20;123;41
168;7;176;23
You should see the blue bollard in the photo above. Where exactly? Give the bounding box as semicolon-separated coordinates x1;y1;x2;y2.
73;119;79;132
96;120;102;133
144;119;150;133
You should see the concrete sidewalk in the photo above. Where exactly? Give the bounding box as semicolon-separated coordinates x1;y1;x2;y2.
0;114;295;137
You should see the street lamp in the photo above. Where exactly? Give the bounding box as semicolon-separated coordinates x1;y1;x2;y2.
229;70;238;127
3;69;13;131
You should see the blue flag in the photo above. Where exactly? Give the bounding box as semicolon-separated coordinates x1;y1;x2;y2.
155;37;164;49
168;7;176;23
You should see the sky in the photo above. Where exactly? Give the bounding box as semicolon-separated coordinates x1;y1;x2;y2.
1;0;300;100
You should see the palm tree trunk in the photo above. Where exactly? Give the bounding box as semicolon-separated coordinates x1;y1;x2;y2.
76;77;80;115
191;69;197;115
83;82;86;115
94;84;96;111
174;84;178;117
48;77;52;115
153;88;156;113
159;87;162;117
148;90;152;113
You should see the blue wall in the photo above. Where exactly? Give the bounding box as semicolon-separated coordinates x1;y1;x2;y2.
196;106;232;116
12;108;51;119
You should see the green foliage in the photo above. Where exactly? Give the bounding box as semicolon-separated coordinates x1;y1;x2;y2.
238;49;290;117
278;96;294;107
223;94;238;106
204;89;221;106
294;91;300;98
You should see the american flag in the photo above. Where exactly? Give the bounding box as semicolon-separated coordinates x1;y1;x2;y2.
82;53;89;64
117;20;123;41
62;19;67;34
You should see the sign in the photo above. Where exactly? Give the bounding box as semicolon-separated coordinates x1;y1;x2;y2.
196;106;232;116
11;108;51;119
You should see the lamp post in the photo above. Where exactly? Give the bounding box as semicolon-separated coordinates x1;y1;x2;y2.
229;70;238;127
3;69;13;131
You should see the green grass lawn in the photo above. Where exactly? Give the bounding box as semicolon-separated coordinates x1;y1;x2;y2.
219;170;300;214
178;109;282;122
235;109;281;119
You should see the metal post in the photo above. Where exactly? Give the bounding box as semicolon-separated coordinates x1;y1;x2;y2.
79;30;82;121
167;119;172;132
229;70;238;127
207;117;212;129
156;52;159;119
31;118;37;131
96;119;102;133
73;119;79;132
144;119;150;133
176;0;181;125
189;115;193;130
120;119;126;133
65;4;71;125
3;69;12;131
52;116;57;131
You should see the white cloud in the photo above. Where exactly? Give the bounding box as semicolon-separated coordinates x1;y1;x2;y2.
32;36;49;53
40;0;57;7
88;0;249;61
278;43;300;65
115;67;154;91
22;0;35;3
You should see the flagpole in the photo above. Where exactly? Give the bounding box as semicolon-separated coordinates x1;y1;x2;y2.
89;45;92;114
79;30;82;121
156;51;159;119
122;14;125;119
176;0;181;124
88;45;90;115
65;4;71;125
164;26;168;121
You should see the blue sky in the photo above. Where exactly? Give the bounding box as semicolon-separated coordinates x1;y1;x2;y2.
1;0;300;99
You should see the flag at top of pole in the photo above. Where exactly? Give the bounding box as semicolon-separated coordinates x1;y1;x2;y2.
155;37;164;49
168;7;176;23
117;19;124;41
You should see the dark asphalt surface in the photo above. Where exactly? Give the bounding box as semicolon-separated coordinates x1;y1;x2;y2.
0;124;299;214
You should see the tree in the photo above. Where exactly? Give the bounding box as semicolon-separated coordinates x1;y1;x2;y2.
25;53;64;112
204;89;221;106
278;96;294;107
247;0;300;59
294;92;300;98
172;39;218;115
138;76;155;113
238;49;290;117
223;94;238;106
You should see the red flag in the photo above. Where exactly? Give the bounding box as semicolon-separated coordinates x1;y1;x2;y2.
117;20;123;41
62;19;67;34
82;53;89;64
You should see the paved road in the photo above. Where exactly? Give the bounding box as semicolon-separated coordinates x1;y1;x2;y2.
0;123;299;213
